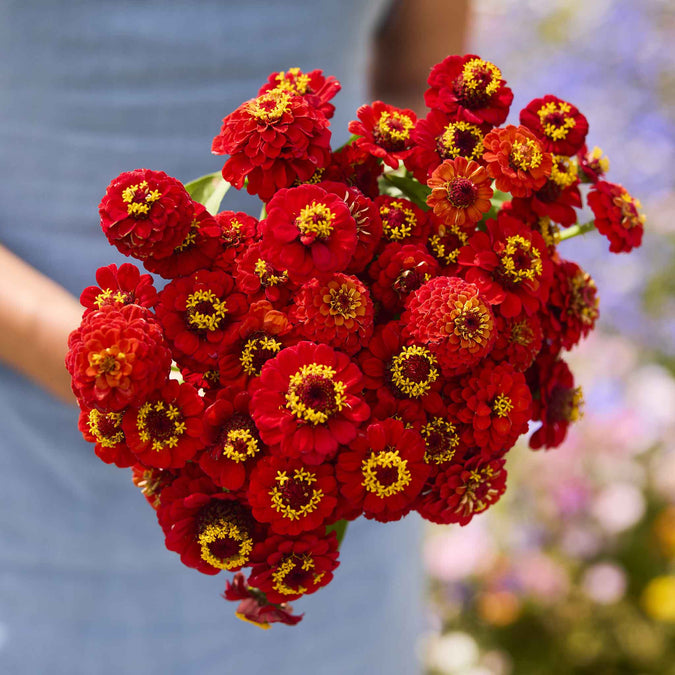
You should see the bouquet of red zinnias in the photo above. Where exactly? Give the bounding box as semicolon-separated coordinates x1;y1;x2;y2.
66;56;645;628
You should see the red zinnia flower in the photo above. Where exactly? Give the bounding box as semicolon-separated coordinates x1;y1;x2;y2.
247;456;338;536
99;168;194;261
143;203;222;279
368;242;439;314
483;125;553;197
155;269;249;370
426;217;470;276
123;379;204;469
542;259;599;352
78;407;136;468
223;573;304;628
415;455;507;525
212;210;259;276
158;468;264;575
406;109;487;183
260;185;358;283
66;304;171;412
416;409;469;471
402;276;497;378
335;419;429;522
258;67;341;119
249;341;370;465
425;55;513;127
198;387;268;492
528;355;584;450
248;531;340;604
348;101;417;169
291;273;374;356
426;157;493;228
577;144;610;183
490;311;544;372
520;95;589;156
212;88;332;201
375;195;429;245
450;360;532;456
80;263;158;315
458;212;553;317
234;241;295;305
587;181;645;253
324;143;383;199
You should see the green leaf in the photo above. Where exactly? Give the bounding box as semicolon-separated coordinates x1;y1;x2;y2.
382;173;431;210
326;519;349;548
184;171;231;215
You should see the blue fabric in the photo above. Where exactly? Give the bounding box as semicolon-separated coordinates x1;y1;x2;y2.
0;1;424;673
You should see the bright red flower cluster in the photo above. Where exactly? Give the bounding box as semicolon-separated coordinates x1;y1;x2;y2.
68;55;643;627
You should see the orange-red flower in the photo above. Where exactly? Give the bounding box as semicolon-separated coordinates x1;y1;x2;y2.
291;273;374;356
587;180;645;253
80;263;157;315
483;125;553;197
66;304;171;412
426;157;493;228
78;406;136;467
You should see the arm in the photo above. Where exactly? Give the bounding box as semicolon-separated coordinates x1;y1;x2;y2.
0;244;82;404
371;0;472;113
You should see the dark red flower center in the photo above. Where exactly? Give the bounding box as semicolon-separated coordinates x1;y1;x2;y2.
453;58;501;109
240;333;283;376
136;400;186;450
437;123;483;161
393;267;427;296
373;110;414;151
548;385;583;423
422;418;460;464
185;289;228;332
212;413;261;463
269;468;325;520
446;178;478;208
388;346;439;398
286;363;347;425
197;502;254;570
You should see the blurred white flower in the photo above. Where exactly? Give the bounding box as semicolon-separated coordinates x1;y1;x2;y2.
582;562;627;604
592;483;646;533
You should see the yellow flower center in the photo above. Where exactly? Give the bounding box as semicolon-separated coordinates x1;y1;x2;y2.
389;346;439;398
421;417;460;464
285;363;347;425
221;428;261;463
185;289;228;332
510;138;544;172
499;235;543;284
380;200;417;240
375;110;415;146
492;394;513;418
240;335;283;377
461;58;502;96
361;449;411;498
198;519;253;571
271;554;324;597
536;100;576;140
136;400;186;451
438;121;484;161
247;89;292;123
295;201;336;240
274;67;311;96
87;409;124;448
254;259;289;287
121;180;161;217
269;468;325;521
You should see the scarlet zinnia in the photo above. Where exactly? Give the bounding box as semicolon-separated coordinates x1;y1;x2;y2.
402;276;497;378
248;531;340;603
247;456;338;536
99;168;194;261
212;88;331;201
158;468;264;575
415;455;507;525
212;210;259;276
131;465;178;510
426;157;493;228
520;95;589;156
348;101;417;169
123;379;204;469
424;55;513;127
376;195;429;245
234;241;295;306
490;312;544;372
291;273;374;356
249;341;370;465
80;263;158;315
407;110;487;183
78;407;135;468
335;419;429;522
260;185;358;283
198;387;268;492
155;269;249;370
66;304;171;412
587;181;645;253
483;125;553;197
449;360;532;456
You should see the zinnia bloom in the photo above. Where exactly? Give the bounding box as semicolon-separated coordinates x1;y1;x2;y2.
99;168;194;261
587;180;645;253
348;101;417;168
247;456;338;536
424;54;513;127
212;88;332;201
483;125;553;197
248;531;340;603
80;263;158;315
402;276;496;377
66;304;171;412
335;419;429;522
249;341;370;465
375;195;428;245
415;455;507;525
78;407;135;467
260;184;358;283
158;468;264;575
520;95;589;156
426;157;493;228
131;465;178;510
123;379;204;469
291;273;374;356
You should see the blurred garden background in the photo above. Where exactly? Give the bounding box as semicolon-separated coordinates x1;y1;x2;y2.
421;0;675;673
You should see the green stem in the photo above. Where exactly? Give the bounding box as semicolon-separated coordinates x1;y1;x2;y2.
326;519;349;548
559;219;596;242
